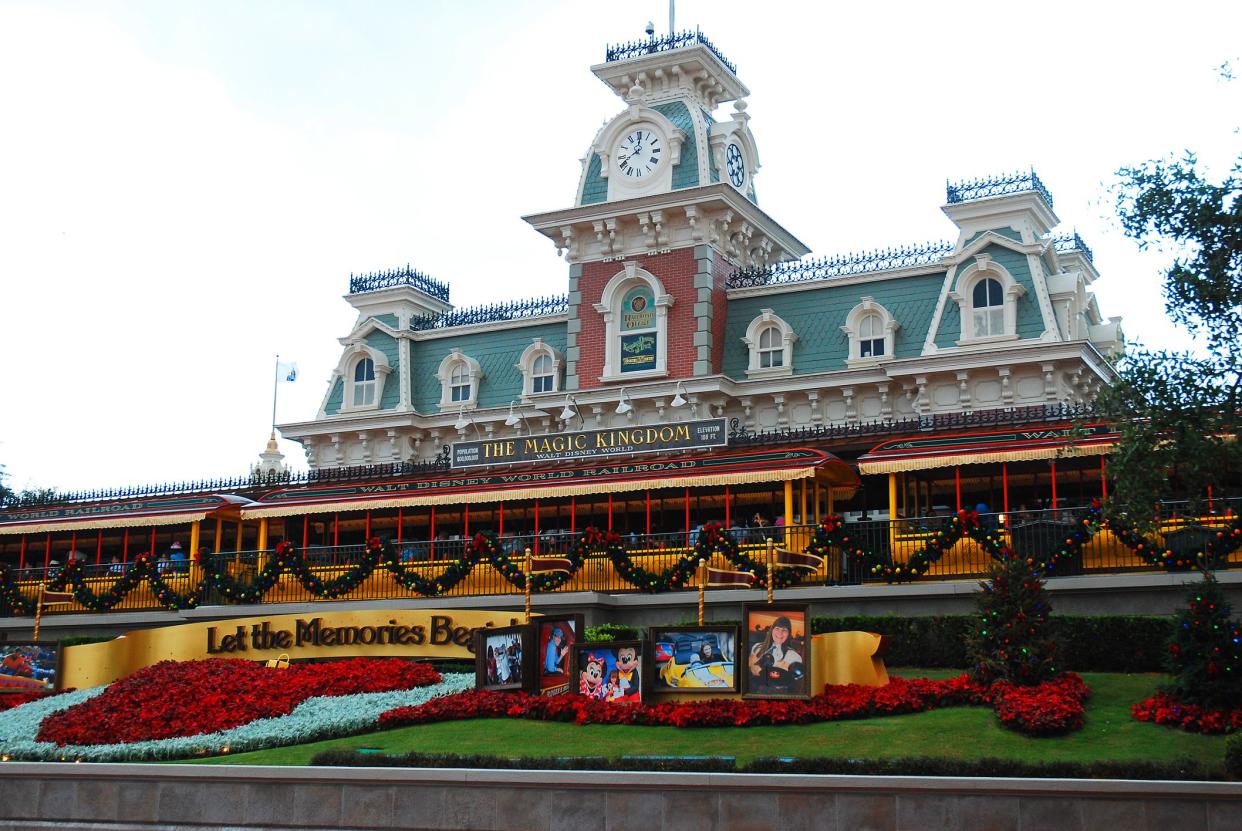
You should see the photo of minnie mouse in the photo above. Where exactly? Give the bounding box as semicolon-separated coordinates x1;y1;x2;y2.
572;640;644;703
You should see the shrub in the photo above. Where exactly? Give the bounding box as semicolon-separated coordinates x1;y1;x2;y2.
1226;734;1242;779
583;623;640;642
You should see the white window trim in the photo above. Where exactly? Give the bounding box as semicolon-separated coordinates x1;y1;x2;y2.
841;297;899;368
333;342;392;414
515;338;563;401
742;308;797;379
948;255;1026;347
436;349;484;411
593;261;673;383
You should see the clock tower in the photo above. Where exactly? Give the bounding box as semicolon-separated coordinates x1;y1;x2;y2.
523;31;808;396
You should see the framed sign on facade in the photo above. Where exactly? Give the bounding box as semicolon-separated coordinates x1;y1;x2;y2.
649;625;740;694
474;625;533;693
572;640;645;703
741;603;811;700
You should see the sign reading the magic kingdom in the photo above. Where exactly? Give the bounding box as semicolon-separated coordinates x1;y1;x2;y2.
451;418;728;469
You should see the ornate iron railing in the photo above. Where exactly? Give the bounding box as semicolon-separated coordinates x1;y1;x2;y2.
348;264;450;302
1;454;452;508
728;402;1101;446
410;295;568;331
946;168;1054;210
1053;231;1095;264
727;241;954;289
605;30;736;75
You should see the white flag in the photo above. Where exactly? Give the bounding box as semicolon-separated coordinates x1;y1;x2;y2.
277;361;298;382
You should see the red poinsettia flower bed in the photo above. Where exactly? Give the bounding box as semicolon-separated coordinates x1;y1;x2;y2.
379;673;1088;737
1132;692;1242;735
37;658;440;747
0;690;72;712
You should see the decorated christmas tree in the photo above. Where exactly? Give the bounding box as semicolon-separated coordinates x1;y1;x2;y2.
969;550;1058;686
1167;575;1242;708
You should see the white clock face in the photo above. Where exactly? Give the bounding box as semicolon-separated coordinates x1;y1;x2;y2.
726;142;746;188
616;129;662;179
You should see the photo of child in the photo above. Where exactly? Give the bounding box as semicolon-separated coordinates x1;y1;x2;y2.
474;625;530;692
573;641;644;703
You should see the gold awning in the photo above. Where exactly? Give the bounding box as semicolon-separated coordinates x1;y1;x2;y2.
242;448;860;519
0;494;252;536
856;423;1117;475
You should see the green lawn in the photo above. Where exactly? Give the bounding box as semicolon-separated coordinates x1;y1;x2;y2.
180;670;1228;767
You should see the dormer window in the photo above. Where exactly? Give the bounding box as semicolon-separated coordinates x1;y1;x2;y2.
842;298;899;367
517;339;563;399
352;358;376;407
972;278;1004;338
743;309;796;378
437;349;484;411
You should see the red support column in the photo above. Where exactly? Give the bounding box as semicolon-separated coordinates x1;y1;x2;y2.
70;532;77;560
397;508;403;545
302;515;309;548
534;499;540;556
43;534;51;572
498;501;504;537
1208;484;1215;514
333;513;339;547
430;507;436;560
18;536;26;570
725;486;731;529
1100;456;1108;500
149;527;156;557
96;530;103;564
1002;463;1010;516
464;504;470;538
365;511;372;539
570;496;576;536
607;494;613;531
122;529;129;563
645;491;651;535
1050;461;1058;516
954;468;961;512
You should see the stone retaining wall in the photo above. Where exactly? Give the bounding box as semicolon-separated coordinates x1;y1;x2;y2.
0;763;1238;831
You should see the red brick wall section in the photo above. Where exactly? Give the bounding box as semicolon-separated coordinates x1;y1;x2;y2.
577;249;699;390
711;250;737;374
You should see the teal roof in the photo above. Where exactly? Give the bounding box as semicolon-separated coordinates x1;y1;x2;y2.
409;322;567;411
580;153;607;206
653;101;700;190
723;273;946;377
324;378;343;415
931;244;1045;348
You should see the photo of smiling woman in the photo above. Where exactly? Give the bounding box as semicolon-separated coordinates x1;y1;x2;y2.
742;604;811;700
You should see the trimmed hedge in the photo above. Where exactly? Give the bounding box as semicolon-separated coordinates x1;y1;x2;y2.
588;615;1173;672
1227;734;1242;779
310;749;1226;781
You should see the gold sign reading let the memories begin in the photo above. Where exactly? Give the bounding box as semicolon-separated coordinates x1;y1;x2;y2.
451;418;727;469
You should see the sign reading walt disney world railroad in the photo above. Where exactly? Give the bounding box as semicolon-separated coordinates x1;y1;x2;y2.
451;418;727;469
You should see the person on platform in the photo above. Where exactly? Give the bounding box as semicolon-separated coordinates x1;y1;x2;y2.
166;542;189;574
107;556;124;575
748;616;803;693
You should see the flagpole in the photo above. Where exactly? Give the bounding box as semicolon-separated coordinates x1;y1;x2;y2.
270;353;281;435
524;548;532;624
766;539;775;604
33;586;44;643
697;559;706;626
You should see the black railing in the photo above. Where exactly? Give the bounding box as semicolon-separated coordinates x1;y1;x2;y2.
728;241;953;289
1053;231;1095;264
605;30;736;75
2;454;452;508
348;264;450;302
728;402;1101;447
946;168;1054;210
410;295;568;331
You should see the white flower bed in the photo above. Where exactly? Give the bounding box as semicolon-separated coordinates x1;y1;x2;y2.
0;673;473;762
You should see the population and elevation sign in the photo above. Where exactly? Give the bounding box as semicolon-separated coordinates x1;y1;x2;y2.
451;418;728;469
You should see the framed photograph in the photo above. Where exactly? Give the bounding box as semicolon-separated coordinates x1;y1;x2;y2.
0;641;60;693
741;603;811;700
474;625;532;693
571;640;645;704
534;613;583;696
649;625;740;694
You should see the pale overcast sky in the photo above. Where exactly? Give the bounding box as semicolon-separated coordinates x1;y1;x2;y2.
1;0;1239;493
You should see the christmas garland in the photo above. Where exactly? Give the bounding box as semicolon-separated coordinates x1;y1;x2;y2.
1102;514;1242;571
0;563;37;615
47;556;204;612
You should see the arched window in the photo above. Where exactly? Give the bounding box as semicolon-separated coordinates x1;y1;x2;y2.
858;312;885;358
352;358;376;407
972;278;1004;338
841;298;899;366
743;310;797;378
532;354;555;393
593;262;672;381
449;363;471;402
437;350;484;410
757;325;783;368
